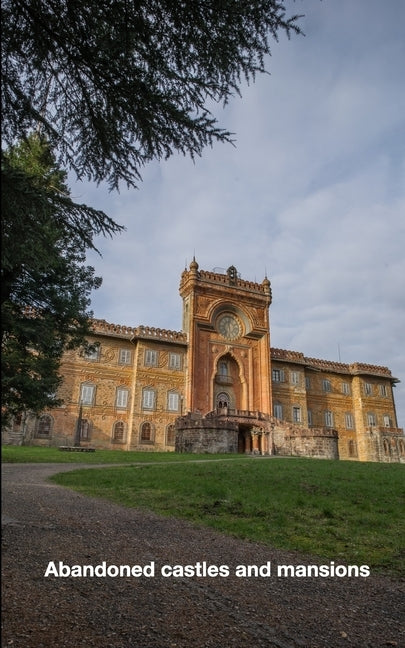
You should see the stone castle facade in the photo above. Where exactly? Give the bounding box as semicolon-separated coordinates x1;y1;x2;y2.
5;261;404;462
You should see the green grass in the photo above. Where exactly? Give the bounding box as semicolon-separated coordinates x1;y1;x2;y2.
49;457;405;576
1;445;244;464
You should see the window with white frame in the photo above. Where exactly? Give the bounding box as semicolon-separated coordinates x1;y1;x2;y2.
379;384;388;397
119;349;132;365
144;349;158;367
342;382;351;396
167;391;180;412
169;353;182;370
84;344;100;361
272;369;285;382
291;372;300;385
142;388;156;410
364;382;372;396
292;406;301;423
273;403;283;419
383;415;391;427
80;383;95;406
115;387;129;409
345;412;354;429
367;412;376;427
324;410;334;427
322;379;331;392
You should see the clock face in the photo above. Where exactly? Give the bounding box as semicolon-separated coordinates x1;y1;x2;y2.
217;314;241;340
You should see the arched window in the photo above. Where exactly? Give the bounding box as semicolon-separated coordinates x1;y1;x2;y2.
112;421;126;443
140;422;154;444
166;425;176;446
216;392;230;409
36;414;53;437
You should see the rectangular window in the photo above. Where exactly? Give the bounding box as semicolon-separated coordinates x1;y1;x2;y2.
305;377;311;390
345;412;354;429
379;384;387;397
167;392;179;411
116;388;129;409
169;353;182;370
342;382;351;396
307;409;313;426
84;345;100;361
119;349;132;365
272;369;285;382
322;379;331;392
144;349;158;367
291;372;300;385
80;384;95;405
383;415;391;427
324;410;334;427
142;389;155;410
364;382;372;396
273;403;283;419
292;407;301;423
367;412;376;427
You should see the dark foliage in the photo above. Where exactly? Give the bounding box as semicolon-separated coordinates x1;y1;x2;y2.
2;0;302;189
1;136;106;423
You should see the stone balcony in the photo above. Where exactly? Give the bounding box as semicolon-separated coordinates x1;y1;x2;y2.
215;374;233;385
366;426;404;435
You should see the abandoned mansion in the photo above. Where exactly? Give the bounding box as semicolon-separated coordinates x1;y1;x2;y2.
7;261;404;462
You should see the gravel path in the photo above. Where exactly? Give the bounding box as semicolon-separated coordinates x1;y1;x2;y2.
2;462;404;648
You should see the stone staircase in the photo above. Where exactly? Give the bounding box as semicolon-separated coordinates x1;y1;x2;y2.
2;429;24;446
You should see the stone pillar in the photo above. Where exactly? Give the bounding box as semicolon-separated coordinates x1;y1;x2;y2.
251;431;259;454
245;432;252;453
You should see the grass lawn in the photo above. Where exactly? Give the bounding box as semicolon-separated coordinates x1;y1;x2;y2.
1;445;244;464
48;456;405;576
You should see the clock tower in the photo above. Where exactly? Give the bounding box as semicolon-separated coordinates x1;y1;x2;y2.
179;260;272;416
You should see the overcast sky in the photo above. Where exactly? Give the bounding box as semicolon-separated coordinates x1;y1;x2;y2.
71;0;405;427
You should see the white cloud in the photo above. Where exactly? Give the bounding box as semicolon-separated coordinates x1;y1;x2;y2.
73;0;405;426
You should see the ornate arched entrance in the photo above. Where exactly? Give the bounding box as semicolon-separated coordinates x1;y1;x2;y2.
213;353;242;410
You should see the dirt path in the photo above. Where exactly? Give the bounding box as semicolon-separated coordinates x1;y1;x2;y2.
2;463;404;648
